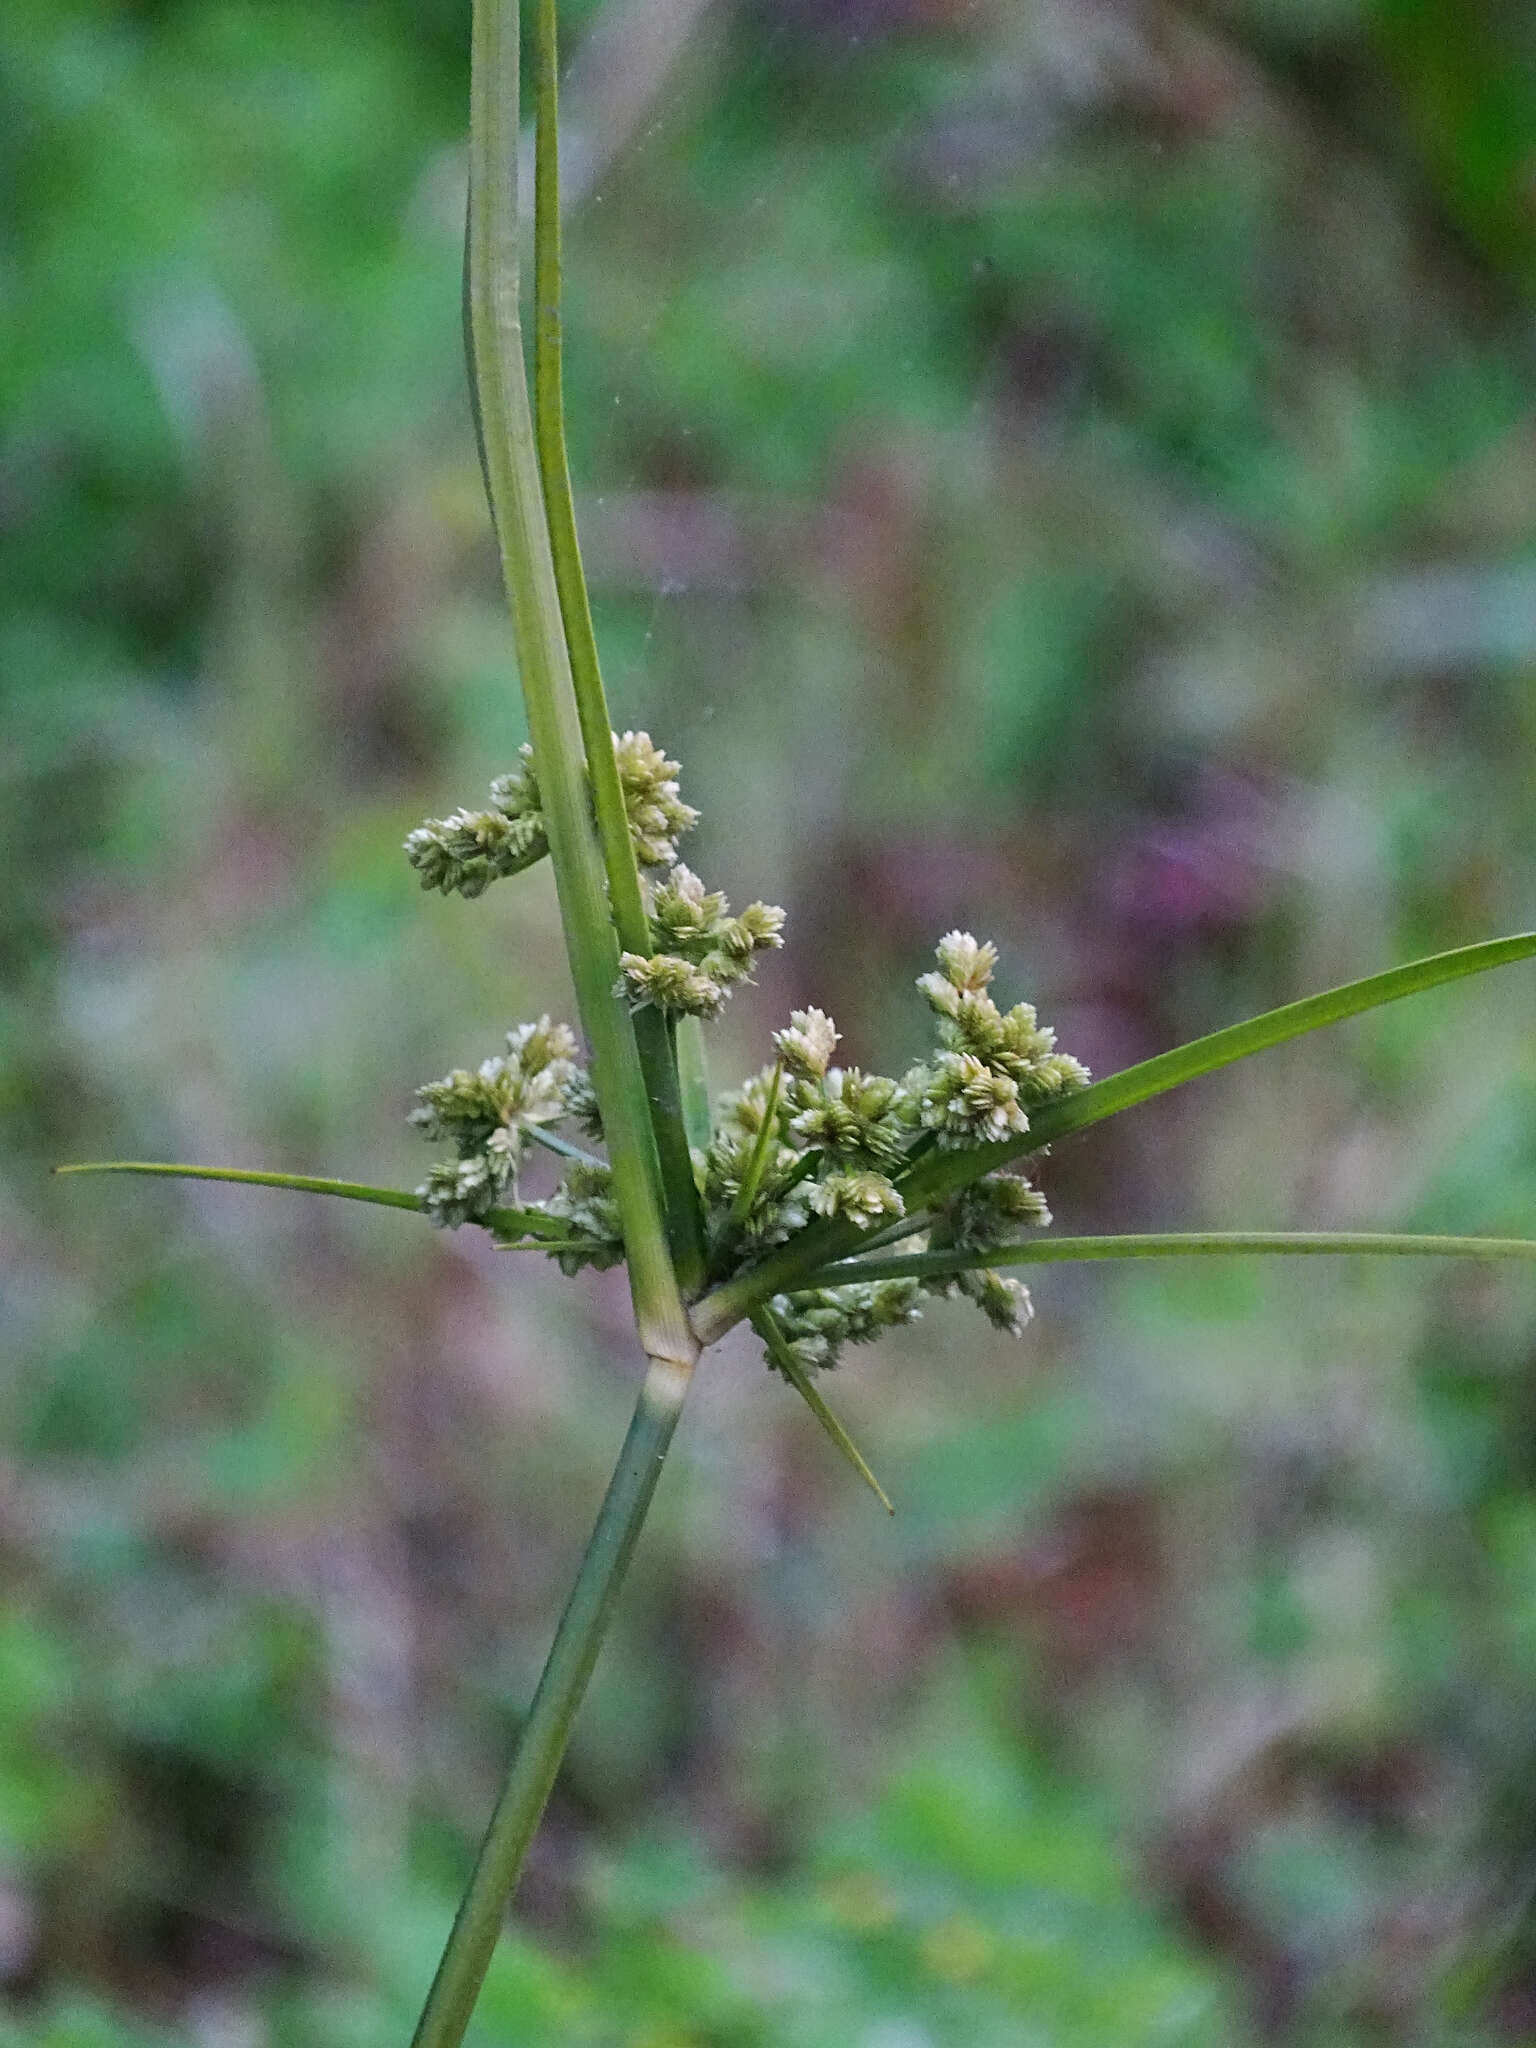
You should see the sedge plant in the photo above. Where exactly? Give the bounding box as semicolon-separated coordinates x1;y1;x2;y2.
59;4;1536;2044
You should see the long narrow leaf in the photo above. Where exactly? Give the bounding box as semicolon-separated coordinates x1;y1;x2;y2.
903;929;1536;1210
55;1160;578;1243
807;1231;1536;1287
753;1307;894;1514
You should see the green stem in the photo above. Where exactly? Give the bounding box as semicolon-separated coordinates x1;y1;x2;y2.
842;1209;930;1258
407;23;704;2044
691;1213;873;1347
408;1354;692;2048
531;0;705;1293
467;0;692;1367
635;1012;707;1293
803;1231;1536;1286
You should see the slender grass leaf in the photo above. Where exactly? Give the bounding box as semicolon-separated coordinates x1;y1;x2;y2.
55;1160;578;1243
904;929;1536;1209
808;1231;1536;1287
754;1306;894;1514
530;0;704;1288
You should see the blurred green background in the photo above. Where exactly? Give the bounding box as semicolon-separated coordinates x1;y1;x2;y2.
6;0;1536;2040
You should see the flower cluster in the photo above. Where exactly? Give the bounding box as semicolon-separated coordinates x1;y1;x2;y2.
619;865;785;1020
538;1162;624;1275
406;734;1090;1377
404;748;547;898
405;731;697;897
612;730;700;868
926;1170;1054;1337
905;929;1091;1149
693;939;1088;1371
411;1015;618;1253
765;1277;925;1376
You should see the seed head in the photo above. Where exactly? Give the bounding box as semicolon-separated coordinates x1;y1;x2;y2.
773;1008;840;1081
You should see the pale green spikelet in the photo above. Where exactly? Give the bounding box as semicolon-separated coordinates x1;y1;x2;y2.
1024;1050;1093;1099
935;929;999;993
406;731;700;899
808;1169;904;1228
772;1008;839;1080
537;1162;625;1274
910;1050;1030;1148
411;1017;587;1227
618;951;728;1019
612;730;699;867
787;1066;906;1165
649;864;728;948
419;1144;518;1230
958;1268;1034;1336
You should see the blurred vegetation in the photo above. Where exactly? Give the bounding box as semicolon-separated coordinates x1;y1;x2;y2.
5;0;1536;2040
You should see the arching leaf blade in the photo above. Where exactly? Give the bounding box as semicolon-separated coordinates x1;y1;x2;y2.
904;930;1536;1209
753;1307;894;1514
55;1160;576;1243
807;1231;1536;1288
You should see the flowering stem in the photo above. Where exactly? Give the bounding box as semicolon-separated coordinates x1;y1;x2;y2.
725;1061;783;1236
524;1125;607;1172
531;0;704;1293
466;0;692;1367
401;17;704;2044
408;1354;692;2048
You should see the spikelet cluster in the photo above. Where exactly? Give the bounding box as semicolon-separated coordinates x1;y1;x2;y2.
407;731;1090;1373
404;749;547;898
405;730;698;897
411;1017;575;1226
613;731;699;868
619;865;784;1019
692;938;1087;1371
765;1279;925;1378
905;929;1090;1149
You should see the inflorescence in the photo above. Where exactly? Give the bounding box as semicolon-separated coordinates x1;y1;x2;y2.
406;733;1088;1374
405;731;698;898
